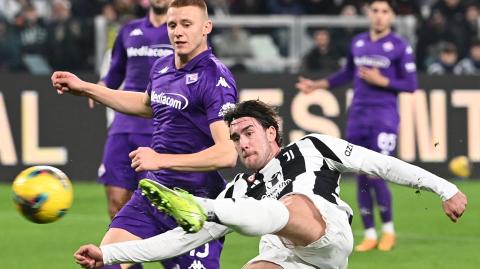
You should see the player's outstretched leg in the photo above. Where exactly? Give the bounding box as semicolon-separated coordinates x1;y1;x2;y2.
139;179;207;233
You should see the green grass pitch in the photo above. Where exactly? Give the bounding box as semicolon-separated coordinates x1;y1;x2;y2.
1;179;478;268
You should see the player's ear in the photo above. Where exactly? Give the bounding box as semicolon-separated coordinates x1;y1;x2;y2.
266;126;276;143
203;20;212;36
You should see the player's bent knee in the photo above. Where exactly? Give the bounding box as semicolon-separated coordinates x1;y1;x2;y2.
245;261;283;269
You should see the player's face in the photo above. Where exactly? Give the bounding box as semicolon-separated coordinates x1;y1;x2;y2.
367;2;394;34
167;6;212;59
229;117;277;171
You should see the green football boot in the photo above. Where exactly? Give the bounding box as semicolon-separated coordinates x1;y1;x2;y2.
139;178;207;233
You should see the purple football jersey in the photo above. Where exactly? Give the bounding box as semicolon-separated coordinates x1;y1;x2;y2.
146;49;238;198
328;32;417;120
102;17;173;135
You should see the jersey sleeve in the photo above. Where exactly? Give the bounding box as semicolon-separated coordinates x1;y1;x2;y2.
101;223;231;265
304;134;458;201
101;25;128;89
387;43;418;92
201;64;238;124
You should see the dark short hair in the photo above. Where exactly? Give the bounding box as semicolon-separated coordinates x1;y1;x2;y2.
223;100;283;146
368;0;397;13
169;0;207;12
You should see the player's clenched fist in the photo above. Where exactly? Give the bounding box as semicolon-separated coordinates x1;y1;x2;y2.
129;147;163;172
74;244;104;269
51;71;87;96
442;191;468;222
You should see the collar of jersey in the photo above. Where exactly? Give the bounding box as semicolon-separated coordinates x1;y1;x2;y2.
179;48;212;72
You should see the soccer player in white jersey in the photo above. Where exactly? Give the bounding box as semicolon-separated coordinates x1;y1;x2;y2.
74;100;467;269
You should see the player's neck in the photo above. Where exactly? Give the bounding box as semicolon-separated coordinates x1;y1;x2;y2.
175;43;209;68
149;10;167;27
369;28;391;41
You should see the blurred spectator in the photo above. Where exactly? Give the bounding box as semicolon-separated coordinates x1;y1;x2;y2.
46;0;92;70
14;4;48;55
427;42;459;74
432;0;465;22
416;9;458;70
266;0;305;15
300;28;341;72
0;15;22;71
212;26;253;58
454;39;480;74
207;0;230;16
212;26;252;71
331;4;363;55
464;3;480;45
430;0;469;54
229;0;267;15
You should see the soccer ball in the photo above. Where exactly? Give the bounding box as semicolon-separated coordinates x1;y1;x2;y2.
12;166;73;224
448;155;471;178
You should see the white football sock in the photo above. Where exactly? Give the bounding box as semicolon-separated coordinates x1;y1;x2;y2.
381;221;395;234
364;227;378;240
196;197;290;236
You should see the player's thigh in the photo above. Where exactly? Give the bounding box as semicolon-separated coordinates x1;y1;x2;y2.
276;194;326;246
100;227;141;245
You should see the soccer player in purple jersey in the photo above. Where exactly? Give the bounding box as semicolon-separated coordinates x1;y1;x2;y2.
52;1;238;268
95;0;173;221
296;0;417;252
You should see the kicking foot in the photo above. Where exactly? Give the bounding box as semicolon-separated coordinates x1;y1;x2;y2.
139;178;206;233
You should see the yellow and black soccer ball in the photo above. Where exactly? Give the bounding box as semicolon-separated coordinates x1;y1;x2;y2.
448;155;471;178
12;166;73;224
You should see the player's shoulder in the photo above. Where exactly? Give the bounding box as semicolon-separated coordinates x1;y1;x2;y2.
150;53;174;73
201;53;236;87
352;32;369;43
203;54;233;76
387;33;412;52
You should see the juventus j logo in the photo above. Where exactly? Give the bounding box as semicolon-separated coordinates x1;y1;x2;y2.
283;150;295;161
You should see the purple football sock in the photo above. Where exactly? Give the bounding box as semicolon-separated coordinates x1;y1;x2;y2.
371;177;393;223
356;174;375;229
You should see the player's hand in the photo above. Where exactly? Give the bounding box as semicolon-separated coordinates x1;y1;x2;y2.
88;98;97;109
358;67;389;87
51;71;87;96
129;147;162;172
442;191;467;222
295;77;328;94
74;244;104;269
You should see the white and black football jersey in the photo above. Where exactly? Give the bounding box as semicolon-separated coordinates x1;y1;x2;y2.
219;133;458;211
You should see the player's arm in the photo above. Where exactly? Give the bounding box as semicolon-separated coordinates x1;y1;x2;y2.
89;26;128;109
129;120;237;172
74;223;231;267
305;134;467;222
383;44;417;92
296;47;354;94
52;71;152;118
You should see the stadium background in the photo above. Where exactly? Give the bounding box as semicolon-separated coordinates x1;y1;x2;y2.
0;0;479;268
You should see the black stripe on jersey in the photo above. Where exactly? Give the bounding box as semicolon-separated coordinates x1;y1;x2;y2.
224;173;243;198
278;143;306;179
313;170;340;204
303;136;342;164
224;185;234;198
